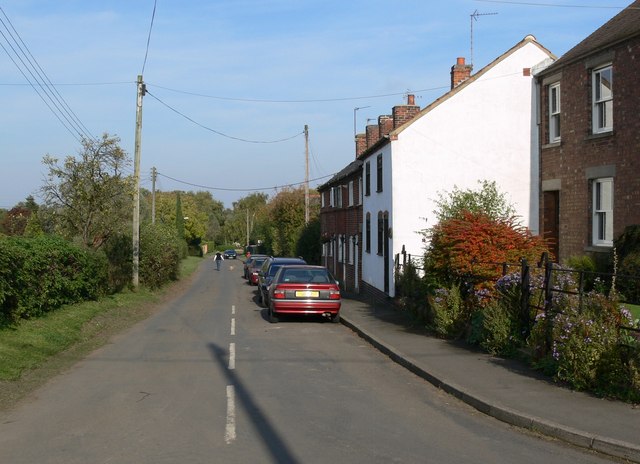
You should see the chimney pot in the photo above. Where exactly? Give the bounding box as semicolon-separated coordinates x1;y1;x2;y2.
456;57;465;65
407;94;415;105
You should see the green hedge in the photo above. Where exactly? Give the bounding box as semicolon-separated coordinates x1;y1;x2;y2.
0;236;109;324
139;223;182;289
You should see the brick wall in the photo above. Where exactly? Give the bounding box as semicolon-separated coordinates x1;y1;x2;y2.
539;35;640;262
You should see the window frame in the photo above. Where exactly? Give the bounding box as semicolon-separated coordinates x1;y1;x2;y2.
348;180;354;207
377;211;383;255
365;162;371;196
365;213;371;253
376;154;383;193
592;65;613;134
548;82;561;143
592;177;614;247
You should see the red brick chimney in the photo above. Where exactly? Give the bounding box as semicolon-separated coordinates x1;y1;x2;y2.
392;94;420;129
366;124;380;148
451;57;472;89
378;115;393;137
355;133;367;157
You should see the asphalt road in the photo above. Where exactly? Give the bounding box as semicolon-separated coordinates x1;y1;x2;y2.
0;258;619;463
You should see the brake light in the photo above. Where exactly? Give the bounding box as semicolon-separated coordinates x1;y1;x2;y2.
328;285;341;300
273;288;286;299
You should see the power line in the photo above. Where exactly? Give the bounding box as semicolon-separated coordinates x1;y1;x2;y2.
141;0;157;75
146;83;451;103
156;171;334;192
474;0;631;8
0;6;96;142
146;90;305;143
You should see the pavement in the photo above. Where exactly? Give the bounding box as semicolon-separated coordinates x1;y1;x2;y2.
339;297;640;463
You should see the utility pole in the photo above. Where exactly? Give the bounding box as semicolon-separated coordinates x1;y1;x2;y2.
132;74;145;288
304;124;309;224
246;208;250;248
151;166;156;225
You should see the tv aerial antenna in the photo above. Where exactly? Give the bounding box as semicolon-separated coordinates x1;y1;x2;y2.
470;9;498;68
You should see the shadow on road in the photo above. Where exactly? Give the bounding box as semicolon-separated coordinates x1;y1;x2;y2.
207;343;301;464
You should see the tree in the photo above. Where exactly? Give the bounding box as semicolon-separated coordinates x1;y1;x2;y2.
40;134;133;249
264;188;318;256
433;180;517;223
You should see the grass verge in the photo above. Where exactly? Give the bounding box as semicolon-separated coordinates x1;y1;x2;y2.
0;256;204;411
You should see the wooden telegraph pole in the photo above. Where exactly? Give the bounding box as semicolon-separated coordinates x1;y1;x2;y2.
132;75;145;288
304;125;309;224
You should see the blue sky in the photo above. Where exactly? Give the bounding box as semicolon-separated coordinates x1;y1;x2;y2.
0;0;629;209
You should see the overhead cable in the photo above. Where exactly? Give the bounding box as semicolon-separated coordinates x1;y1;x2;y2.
156;171;335;192
0;6;96;142
141;0;157;75
146;90;304;143
146;83;450;103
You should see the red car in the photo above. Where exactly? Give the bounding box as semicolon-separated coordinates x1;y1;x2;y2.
267;265;341;323
248;256;268;285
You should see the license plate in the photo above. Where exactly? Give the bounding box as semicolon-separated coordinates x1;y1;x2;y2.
295;290;319;298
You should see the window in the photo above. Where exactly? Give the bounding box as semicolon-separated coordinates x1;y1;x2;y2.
549;83;561;143
365;213;371;253
358;176;363;205
376;154;383;193
592;65;612;133
365;162;371;196
332;186;342;208
592;178;613;246
338;236;344;263
377;212;383;255
348;181;354;207
321;191;326;208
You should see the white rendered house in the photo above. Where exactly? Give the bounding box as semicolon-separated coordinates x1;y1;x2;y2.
359;35;555;298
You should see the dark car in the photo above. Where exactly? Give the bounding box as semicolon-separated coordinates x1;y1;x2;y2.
247;255;268;285
267;265;341;323
257;257;306;306
223;249;237;259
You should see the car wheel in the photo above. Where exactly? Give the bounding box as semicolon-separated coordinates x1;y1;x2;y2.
331;312;340;323
268;305;279;323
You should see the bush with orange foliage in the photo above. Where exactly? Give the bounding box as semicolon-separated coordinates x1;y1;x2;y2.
426;210;550;284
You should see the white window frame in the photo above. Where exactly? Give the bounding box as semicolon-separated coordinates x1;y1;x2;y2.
592;65;613;134
348;235;354;265
348;180;354;207
321;191;326;208
338;236;344;263
549;83;561;143
592;177;613;246
358;176;363;205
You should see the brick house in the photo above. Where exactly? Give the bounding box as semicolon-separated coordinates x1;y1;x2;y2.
317;160;363;294
536;1;640;264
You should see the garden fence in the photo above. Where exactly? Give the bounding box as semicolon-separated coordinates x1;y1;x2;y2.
394;247;640;344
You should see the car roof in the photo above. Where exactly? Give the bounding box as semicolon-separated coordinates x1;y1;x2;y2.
269;257;306;263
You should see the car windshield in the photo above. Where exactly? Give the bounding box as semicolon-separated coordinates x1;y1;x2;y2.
252;258;266;268
279;268;331;284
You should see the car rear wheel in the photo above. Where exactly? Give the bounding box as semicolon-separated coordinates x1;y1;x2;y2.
268;305;279;323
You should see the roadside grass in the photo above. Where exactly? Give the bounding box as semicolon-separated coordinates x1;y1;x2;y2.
0;256;204;409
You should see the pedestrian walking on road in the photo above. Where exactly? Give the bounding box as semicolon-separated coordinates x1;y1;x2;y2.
214;251;224;271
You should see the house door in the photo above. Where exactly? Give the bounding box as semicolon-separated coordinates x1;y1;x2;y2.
383;213;390;293
543;191;560;262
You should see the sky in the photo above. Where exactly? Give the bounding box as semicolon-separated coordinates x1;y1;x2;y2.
0;0;631;210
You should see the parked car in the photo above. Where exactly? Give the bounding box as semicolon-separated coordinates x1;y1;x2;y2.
223;249;237;259
267;265;341;323
247;255;268;285
257;257;306;305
